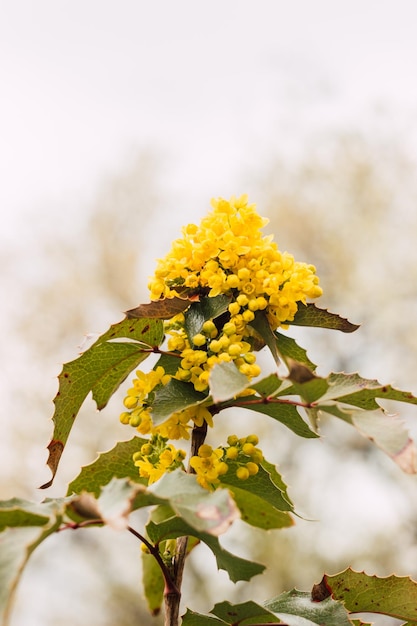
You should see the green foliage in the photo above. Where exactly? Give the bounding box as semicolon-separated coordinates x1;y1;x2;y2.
2;202;417;625
42;316;164;488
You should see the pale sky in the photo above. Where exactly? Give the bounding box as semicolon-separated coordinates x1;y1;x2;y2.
2;0;417;241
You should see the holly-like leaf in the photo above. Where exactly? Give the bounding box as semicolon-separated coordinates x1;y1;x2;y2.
126;297;192;319
42;317;163;489
185;593;353;626
150;470;240;536
146;516;264;583
184;295;232;342
289;303;360;333
154;352;182;376
264;589;353;625
67;437;148;497
181;609;226;626
0;499;61;531
209;361;250;403
286;361;329;404
0;499;66;625
322;405;417;473
239;400;318;439
250;373;284;397
249;310;280;364
321;372;417;411
151;378;207;425
210;601;280;624
219;461;294;529
324;568;417;621
275;331;318;371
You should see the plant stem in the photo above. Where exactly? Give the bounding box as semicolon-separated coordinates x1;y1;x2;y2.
164;420;208;626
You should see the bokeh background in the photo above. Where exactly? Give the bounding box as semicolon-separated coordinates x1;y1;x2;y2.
2;2;417;624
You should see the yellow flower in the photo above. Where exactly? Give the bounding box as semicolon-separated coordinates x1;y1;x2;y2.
190;445;228;490
148;194;322;330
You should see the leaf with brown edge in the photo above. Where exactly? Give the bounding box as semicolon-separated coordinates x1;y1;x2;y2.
288;303;360;333
323;568;417;622
125;297;193;319
41;317;163;489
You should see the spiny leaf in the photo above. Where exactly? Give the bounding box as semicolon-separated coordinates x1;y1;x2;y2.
151;378;207;425
209;361;250;403
289;303;360;333
146;516;264;583
126;297;192;319
249;310;280;364
264;589;353;625
42;317;163;489
0;500;66;626
324;568;417;621
71;478;142;530
219;460;294;529
184;295;232;342
324;405;416;473
181;609;226;626
211;600;279;624
250;373;284;397
67;437;148;497
286;360;329;404
321;372;417;411
239;400;318;439
0;499;59;531
150;470;240;536
70;472;239;537
275;331;317;371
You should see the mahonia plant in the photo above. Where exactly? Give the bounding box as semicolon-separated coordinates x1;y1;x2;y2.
1;195;417;626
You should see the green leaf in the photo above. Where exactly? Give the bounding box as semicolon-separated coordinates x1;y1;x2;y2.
289;303;359;333
150;470;240;536
211;600;279;624
209;362;250;403
42;317;163;489
0;499;59;531
142;550;164;615
146;516;264;583
324;568;417;621
151;379;207;425
275;331;317;371
323;405;417;473
67;437;148;497
249;310;280;364
264;589;353;625
182;609;226;626
240;400;318;439
184;295;232;341
219;461;294;529
286;362;329;404
321;372;417;411
154;352;182;376
0;499;66;625
250;373;284;397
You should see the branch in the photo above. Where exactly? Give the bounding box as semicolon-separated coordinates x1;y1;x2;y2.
164;421;208;626
127;525;180;597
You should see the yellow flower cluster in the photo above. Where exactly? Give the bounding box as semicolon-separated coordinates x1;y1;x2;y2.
165;313;261;393
122;195;322;485
120;365;214;438
189;444;228;490
133;435;186;485
189;434;264;490
148;194;322;328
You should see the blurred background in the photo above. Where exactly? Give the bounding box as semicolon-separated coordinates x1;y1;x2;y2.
1;1;417;624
